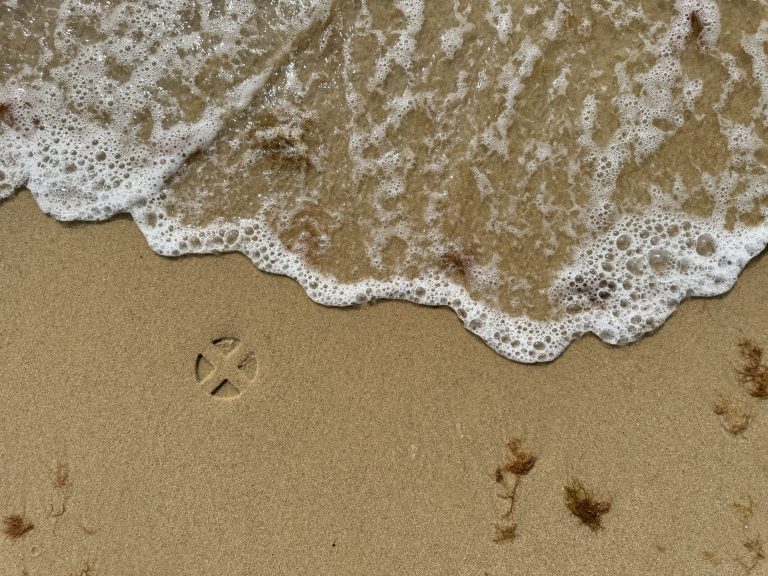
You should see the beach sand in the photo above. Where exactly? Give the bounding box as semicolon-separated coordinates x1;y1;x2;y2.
1;189;767;575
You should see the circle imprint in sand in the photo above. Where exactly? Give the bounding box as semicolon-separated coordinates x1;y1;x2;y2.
194;337;258;400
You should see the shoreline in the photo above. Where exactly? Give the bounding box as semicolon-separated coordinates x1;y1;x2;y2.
1;190;767;575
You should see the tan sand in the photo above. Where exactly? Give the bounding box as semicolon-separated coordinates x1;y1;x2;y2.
0;189;766;575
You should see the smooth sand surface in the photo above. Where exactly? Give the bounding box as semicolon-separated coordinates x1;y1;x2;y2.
1;190;767;575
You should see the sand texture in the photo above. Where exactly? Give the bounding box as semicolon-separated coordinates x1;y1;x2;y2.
1;190;767;575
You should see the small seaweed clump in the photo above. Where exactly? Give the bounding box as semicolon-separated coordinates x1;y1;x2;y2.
438;249;473;279
496;438;538;478
712;395;753;436
0;102;15;127
564;478;612;531
731;497;755;523
492;438;538;544
54;461;71;490
493;438;536;543
492;522;517;544
737;340;768;398
689;10;704;41
738;537;766;573
2;514;34;541
49;460;74;533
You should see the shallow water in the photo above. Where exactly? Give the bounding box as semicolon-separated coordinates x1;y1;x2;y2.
1;0;767;361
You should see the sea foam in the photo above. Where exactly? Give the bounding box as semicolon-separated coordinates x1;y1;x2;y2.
1;0;767;362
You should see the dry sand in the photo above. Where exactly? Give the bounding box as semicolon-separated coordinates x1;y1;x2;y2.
0;189;766;575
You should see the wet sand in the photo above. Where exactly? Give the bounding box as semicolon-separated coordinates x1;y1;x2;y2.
0;189;766;575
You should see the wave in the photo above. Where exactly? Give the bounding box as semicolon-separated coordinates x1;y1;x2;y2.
1;0;767;361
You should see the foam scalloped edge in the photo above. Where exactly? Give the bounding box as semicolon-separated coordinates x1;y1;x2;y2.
5;181;762;363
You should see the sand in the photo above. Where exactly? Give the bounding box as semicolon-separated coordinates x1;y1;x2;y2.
0;189;766;575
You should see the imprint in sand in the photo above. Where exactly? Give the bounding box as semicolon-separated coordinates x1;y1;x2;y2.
194;337;258;400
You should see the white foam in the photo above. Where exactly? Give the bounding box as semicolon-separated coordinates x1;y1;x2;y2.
2;0;768;363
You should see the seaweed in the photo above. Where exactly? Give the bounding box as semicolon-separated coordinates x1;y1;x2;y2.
2;514;34;541
689;10;704;41
712;395;752;435
736;340;768;398
497;438;537;476
282;208;325;256
564;478;612;531
738;537;765;573
251;116;315;171
492;438;537;542
54;460;71;490
49;460;73;534
731;497;754;523
492;522;517;544
0;102;15;127
439;249;473;278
